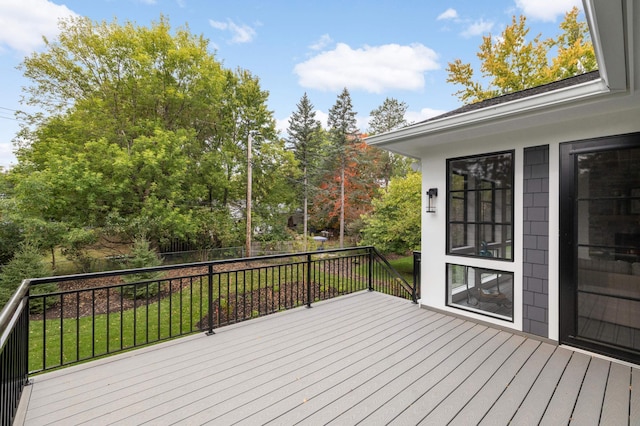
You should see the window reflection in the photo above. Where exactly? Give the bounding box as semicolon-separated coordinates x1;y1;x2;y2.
447;152;514;260
447;263;514;321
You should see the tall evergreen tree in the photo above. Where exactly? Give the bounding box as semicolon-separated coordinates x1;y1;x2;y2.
367;97;412;185
327;88;359;247
286;93;323;249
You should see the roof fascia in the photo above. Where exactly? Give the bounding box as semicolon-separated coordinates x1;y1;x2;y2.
584;0;628;91
367;77;609;148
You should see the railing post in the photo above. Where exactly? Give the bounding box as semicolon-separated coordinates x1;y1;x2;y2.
412;251;421;304
368;248;373;292
206;264;215;335
306;254;312;308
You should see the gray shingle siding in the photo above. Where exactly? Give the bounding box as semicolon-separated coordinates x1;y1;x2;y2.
523;145;550;337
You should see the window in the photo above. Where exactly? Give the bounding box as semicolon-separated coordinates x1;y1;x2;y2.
447;263;514;321
447;151;514;260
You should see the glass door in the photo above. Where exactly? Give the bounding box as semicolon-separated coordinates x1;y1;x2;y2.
560;133;640;363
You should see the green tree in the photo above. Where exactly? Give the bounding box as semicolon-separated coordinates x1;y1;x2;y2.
287;93;324;248
121;237;164;299
0;243;54;312
327;88;359;247
360;172;422;254
447;8;596;104
367;97;413;184
12;15;291;255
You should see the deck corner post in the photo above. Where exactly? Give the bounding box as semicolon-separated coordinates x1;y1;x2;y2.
206;264;215;335
306;254;312;308
412;251;420;304
368;248;374;292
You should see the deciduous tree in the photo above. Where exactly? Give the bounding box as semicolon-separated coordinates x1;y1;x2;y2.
447;7;596;104
11;15;294;255
360;172;421;254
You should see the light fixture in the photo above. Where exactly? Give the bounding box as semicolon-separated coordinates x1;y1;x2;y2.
426;188;438;213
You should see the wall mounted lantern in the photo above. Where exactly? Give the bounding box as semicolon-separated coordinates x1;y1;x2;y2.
426;188;438;213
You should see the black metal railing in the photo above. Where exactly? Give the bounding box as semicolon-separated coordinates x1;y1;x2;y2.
0;279;30;426
413;251;421;301
0;246;415;425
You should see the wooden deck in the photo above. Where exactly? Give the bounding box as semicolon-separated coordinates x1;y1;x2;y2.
15;291;640;425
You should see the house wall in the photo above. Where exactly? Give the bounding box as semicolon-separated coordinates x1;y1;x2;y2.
522;146;550;338
418;103;640;339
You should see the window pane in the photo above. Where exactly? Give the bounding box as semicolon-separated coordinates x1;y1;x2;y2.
447;151;514;260
450;223;468;250
450;197;466;222
447;263;513;321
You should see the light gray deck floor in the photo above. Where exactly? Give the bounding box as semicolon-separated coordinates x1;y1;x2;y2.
16;291;640;425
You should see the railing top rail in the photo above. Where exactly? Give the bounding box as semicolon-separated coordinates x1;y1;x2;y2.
0;278;30;350
27;246;375;286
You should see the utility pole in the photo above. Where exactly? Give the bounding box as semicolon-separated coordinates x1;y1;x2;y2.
246;132;253;258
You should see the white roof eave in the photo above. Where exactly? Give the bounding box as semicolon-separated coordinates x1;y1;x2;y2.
367;78;612;155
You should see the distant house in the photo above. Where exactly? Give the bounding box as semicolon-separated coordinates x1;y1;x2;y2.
367;0;640;364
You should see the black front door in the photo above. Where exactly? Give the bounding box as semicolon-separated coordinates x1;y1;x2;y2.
560;132;640;363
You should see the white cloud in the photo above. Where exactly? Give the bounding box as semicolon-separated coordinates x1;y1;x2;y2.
294;43;439;93
309;34;333;51
139;0;157;4
0;141;15;169
314;110;329;129
460;19;494;38
405;108;446;124
515;0;582;22
437;8;459;21
0;0;77;53
209;19;256;44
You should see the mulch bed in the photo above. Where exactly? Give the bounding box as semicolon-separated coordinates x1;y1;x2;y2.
197;282;340;330
32;259;358;322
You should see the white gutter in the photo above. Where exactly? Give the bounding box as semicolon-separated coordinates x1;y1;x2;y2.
368;77;610;149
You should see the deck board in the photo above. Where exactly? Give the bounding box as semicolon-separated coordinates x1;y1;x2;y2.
571;356;610;425
420;333;526;424
17;290;640;425
510;346;572;424
479;342;556;424
601;362;631;425
539;350;591;425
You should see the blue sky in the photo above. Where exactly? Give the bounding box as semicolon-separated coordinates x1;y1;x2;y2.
0;0;583;169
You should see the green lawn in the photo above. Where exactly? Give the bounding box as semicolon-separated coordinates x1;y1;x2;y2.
388;256;415;282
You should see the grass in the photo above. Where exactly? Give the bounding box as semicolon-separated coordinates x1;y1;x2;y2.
388;256;415;282
29;283;209;372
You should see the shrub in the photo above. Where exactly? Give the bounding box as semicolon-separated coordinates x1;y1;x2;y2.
120;238;165;299
61;228;98;273
0;243;55;313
